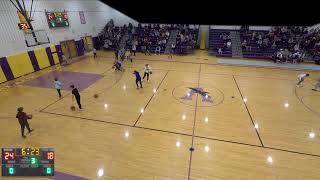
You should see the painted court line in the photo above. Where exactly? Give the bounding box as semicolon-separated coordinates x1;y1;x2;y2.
39;111;320;158
39;93;71;112
41;111;133;127
187;64;201;180
39;70;124;112
99;54;320;72
133;70;170;126
232;75;265;147
294;87;320;119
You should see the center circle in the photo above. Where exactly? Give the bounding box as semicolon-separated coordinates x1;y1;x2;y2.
172;83;224;107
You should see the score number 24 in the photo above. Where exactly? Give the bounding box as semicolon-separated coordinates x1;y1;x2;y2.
4;152;15;160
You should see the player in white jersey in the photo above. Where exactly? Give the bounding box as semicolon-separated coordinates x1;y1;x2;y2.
297;73;309;87
143;64;152;81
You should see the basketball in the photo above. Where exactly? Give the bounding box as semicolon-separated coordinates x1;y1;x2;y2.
94;94;99;98
27;114;33;119
70;106;76;111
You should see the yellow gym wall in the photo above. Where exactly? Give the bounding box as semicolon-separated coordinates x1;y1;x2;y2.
34;48;51;69
50;46;60;64
6;52;34;78
0;68;7;83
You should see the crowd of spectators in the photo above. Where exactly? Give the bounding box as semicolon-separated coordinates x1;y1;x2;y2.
98;20;133;50
300;27;320;62
98;21;199;55
175;25;198;54
217;32;232;55
240;26;312;63
133;23;170;54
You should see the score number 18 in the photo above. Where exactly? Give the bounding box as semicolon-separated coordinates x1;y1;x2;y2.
47;152;54;160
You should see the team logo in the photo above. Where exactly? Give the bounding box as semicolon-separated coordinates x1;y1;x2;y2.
181;87;213;103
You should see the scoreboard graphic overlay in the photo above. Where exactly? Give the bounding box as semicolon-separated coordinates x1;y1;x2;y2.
1;148;54;176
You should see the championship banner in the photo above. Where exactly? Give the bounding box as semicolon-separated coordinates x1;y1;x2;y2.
79;11;86;24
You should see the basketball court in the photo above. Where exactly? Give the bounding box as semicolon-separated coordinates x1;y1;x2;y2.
1;50;320;179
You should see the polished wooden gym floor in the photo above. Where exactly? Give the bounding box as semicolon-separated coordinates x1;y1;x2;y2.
1;50;320;180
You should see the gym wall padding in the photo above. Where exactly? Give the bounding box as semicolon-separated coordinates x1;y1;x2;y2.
0;41;89;84
0;66;7;83
0;57;14;81
45;47;55;66
34;48;51;69
55;45;63;63
27;51;40;71
6;52;34;78
50;46;60;64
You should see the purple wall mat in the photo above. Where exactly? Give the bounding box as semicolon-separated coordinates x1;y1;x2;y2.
0;57;14;81
55;45;63;63
23;71;103;91
28;51;40;71
54;171;91;180
46;47;56;66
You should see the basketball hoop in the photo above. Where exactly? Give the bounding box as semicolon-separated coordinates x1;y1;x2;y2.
23;29;50;47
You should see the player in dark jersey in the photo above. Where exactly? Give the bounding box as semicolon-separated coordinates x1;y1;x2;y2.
70;85;82;109
16;107;34;138
133;70;143;89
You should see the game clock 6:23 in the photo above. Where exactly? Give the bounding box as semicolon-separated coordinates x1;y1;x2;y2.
21;148;40;156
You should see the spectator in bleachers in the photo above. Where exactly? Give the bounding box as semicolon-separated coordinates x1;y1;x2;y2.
132;39;137;56
169;43;175;59
292;51;302;63
294;44;300;52
145;41;151;56
257;39;262;48
161;38;167;46
155;45;161;55
273;49;284;63
165;30;170;37
226;40;232;49
271;41;276;49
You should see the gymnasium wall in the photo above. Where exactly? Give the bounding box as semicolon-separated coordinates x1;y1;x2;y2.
0;0;138;84
0;45;60;84
0;0;138;57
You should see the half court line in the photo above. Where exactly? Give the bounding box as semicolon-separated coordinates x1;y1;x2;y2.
187;64;201;180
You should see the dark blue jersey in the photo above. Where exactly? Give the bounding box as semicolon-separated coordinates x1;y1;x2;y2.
134;71;141;80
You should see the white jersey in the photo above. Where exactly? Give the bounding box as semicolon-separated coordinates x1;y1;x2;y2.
298;73;307;80
144;66;152;73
